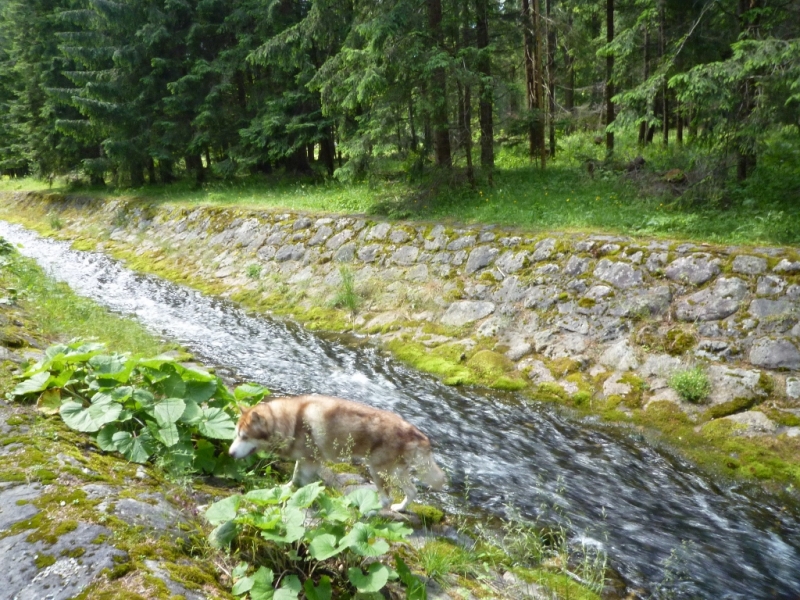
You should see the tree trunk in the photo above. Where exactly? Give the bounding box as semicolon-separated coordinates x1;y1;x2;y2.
522;0;537;160
428;0;452;167
638;24;649;145
408;96;418;153
475;0;494;179
676;98;683;144
605;0;615;154
185;154;204;184
659;2;668;146
533;0;545;167
319;128;335;176
736;0;759;180
147;157;156;185
546;0;556;159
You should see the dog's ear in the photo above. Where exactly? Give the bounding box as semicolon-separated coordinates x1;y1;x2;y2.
236;402;247;415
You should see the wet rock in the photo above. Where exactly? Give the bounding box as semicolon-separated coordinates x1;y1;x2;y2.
111;493;188;535
749;338;800;370
675;277;748;322
665;254;720;285
720;411;778;435
0;484;42;530
732;255;767;275
465;247;499;274
593;259;643;289
441;301;495;327
599;338;639;371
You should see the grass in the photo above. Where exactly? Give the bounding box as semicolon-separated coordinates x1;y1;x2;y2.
3;127;798;246
669;367;712;403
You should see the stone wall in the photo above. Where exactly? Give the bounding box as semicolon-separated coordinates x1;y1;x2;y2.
3;191;800;435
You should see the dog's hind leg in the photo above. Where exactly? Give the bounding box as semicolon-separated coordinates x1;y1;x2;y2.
292;459;321;487
390;466;416;513
367;465;393;510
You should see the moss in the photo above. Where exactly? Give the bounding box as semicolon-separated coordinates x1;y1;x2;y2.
163;562;218;590
62;546;87;559
664;327;697;356
577;297;596;309
5;414;28;426
572;391;592;407
703;396;761;420
556;292;569;302
535;382;569;403
387;339;474;386
515;567;601;600
765;409;800;427
757;372;775;396
410;504;445;526
490;375;527;391
547;357;581;377
466;350;514;381
35;553;57;569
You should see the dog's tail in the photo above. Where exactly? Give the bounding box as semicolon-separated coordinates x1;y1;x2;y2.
416;449;447;491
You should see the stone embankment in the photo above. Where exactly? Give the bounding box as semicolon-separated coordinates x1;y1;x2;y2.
2;191;800;443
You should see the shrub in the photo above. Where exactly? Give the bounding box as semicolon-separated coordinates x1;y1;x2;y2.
669;367;712;403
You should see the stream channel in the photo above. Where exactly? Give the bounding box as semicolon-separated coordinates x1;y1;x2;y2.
1;220;799;599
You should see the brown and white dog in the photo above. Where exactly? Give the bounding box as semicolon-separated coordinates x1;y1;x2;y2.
228;394;446;512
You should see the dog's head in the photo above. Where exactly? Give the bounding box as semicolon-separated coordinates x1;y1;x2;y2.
228;405;272;459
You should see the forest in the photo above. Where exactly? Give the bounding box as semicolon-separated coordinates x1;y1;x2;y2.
0;0;798;217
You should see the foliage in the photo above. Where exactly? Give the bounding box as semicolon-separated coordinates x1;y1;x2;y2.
8;340;269;475
330;266;360;314
205;481;416;598
669;367;711;404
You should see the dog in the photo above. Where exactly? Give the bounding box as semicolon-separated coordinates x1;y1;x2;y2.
228;394;446;512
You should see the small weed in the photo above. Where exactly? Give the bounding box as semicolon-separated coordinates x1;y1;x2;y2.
669;367;712;403
48;214;64;230
331;266;360;314
246;263;262;279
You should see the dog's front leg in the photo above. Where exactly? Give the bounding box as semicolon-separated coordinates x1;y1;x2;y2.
292;459;320;486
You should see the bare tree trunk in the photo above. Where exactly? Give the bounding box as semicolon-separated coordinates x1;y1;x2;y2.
659;2;668;146
736;0;759;180
428;0;452;167
676;98;683;144
522;0;537;160
475;0;494;180
533;0;545;167
408;96;418;153
546;0;556;159
605;0;615;154
638;24;649;145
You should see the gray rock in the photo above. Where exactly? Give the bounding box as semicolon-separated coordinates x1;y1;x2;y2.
325;230;353;251
334;243;356;262
534;263;559;276
391;246;420;266
505;341;533;361
599;339;639;371
366;222;391;240
0;522;124;600
748;299;796;319
478;230;496;243
749;338;800;370
357;244;382;263
492;277;529;304
646;252;668;272
389;229;411;244
787;285;800;300
0;484;42;531
441;301;496;327
599;243;621;255
112;493;188;534
612;286;672;318
786;377;800;399
675;277;748;322
732;255;767;275
293;216;312;230
496;250;528;274
275;243;306;262
447;235;476;251
523;286;558;310
584;285;613;300
756;275;785;296
665;254;720;285
544;333;589;358
638;354;682;378
564;255;590;276
406;264;429;282
0;346;23;363
556;315;590;335
532;238;556;261
144;560;206;600
707;366;763;406
720;411;777;435
522;359;555;383
774;259;800;273
308;225;333;246
604;372;632;397
594;259;644;289
465;247;500;274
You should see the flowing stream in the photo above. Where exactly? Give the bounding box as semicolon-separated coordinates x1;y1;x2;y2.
2;220;799;599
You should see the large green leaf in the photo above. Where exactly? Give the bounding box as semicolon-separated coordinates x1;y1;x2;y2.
89;354;135;382
208;520;239;549
179;399;203;424
197;407;235;440
205;494;242;525
11;371;51;397
159;371;186;398
346;488;383;516
153;397;186;427
245;486;292;505
249;566;276;600
96;424;121;451
36;389;63;415
340;522;390;557
180;366;216;382
303;576;332;600
112;430;155;463
234;383;269;404
132;388;155;409
156;423;181;447
288;482;323;508
185;380;217;404
308;533;342;561
274;575;301;600
60;398;122;433
347;563;390;593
